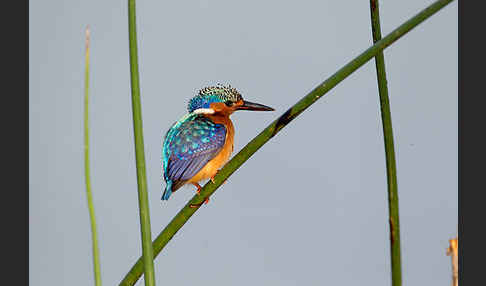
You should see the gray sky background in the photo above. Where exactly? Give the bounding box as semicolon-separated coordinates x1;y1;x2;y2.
29;0;457;285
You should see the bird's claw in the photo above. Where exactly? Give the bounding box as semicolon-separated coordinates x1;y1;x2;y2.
189;197;210;208
210;169;221;183
193;183;202;195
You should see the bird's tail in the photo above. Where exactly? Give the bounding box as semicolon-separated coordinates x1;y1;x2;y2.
162;180;173;200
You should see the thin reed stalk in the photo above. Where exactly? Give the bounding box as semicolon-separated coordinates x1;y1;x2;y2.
128;0;156;285
84;25;102;286
369;1;402;285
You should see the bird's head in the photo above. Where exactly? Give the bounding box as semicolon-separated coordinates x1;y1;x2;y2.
187;84;274;116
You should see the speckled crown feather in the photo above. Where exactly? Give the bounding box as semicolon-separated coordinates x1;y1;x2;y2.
187;84;243;113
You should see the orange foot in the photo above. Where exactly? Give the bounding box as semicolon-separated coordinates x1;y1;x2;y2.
192;183;202;195
189;196;210;208
210;169;221;183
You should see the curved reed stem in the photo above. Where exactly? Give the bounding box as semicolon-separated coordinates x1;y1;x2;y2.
120;0;454;284
369;1;402;285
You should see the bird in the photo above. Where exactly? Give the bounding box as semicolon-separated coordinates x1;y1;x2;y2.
161;84;274;206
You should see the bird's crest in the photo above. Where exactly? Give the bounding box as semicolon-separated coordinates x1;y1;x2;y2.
187;84;243;113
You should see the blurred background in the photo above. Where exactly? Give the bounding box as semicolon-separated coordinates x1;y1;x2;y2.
29;0;457;285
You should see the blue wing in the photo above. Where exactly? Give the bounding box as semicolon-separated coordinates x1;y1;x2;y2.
162;114;226;200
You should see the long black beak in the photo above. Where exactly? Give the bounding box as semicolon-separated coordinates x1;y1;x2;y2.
237;100;275;111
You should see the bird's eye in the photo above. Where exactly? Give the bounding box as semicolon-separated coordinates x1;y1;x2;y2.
224;100;233;107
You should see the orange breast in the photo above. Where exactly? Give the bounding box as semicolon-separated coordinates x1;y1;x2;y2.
188;115;234;184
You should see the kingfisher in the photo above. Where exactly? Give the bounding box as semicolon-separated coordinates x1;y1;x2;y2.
161;84;274;205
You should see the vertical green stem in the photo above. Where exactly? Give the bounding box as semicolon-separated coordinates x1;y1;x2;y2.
369;1;402;285
84;25;102;286
127;1;156;285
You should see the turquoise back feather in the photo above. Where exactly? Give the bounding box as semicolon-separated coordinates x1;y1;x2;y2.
162;113;196;181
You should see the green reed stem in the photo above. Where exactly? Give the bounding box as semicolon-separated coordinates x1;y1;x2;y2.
128;0;156;285
369;1;402;285
120;0;454;284
84;25;102;286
